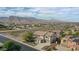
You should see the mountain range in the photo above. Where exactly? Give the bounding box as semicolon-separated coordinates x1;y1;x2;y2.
0;16;65;24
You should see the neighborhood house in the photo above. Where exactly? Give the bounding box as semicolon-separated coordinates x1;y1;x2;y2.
34;31;53;44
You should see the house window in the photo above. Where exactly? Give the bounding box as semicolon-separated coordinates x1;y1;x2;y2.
41;40;46;43
46;36;48;38
63;40;66;43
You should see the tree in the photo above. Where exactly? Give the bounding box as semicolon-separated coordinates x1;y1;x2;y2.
3;41;21;51
60;31;65;37
22;32;35;42
73;31;79;36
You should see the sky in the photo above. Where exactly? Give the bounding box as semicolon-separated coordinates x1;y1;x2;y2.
0;7;79;22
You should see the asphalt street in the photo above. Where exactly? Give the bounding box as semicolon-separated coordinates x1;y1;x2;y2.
0;35;38;51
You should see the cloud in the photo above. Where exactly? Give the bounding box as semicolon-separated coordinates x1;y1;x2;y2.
0;7;79;21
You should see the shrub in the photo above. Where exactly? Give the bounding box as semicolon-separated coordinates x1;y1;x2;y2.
3;41;21;51
42;46;52;51
22;32;35;42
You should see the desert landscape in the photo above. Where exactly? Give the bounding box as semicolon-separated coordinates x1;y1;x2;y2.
0;7;79;51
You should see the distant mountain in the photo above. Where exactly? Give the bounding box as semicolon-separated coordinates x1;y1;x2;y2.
0;16;65;24
0;17;9;20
